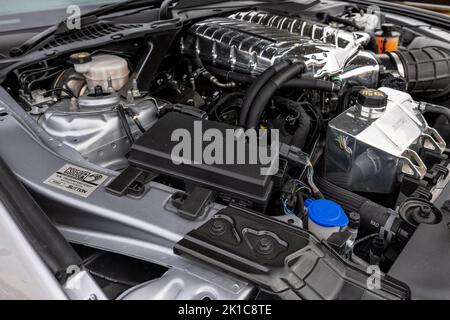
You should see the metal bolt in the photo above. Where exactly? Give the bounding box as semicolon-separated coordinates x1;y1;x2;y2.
256;237;274;255
232;284;240;292
419;205;431;218
210;219;226;235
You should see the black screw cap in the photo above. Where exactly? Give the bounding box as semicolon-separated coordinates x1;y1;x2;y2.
357;89;387;109
381;23;397;35
348;211;360;229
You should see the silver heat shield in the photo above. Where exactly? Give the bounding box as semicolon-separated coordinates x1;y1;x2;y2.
184;11;376;82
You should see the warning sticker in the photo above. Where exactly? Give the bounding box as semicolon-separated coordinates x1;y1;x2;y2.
44;164;108;198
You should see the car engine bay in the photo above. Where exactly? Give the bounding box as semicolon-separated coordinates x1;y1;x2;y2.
0;0;450;300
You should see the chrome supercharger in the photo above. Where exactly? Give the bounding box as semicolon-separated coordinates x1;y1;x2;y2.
183;10;379;87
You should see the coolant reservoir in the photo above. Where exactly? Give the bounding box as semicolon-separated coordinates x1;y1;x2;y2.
71;53;130;92
325;87;446;193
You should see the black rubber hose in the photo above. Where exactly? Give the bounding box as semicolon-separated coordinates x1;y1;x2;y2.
208;68;340;93
246;62;306;129
239;60;292;126
339;84;367;113
208;66;256;84
422;102;450;125
282;78;340;92
159;103;207;119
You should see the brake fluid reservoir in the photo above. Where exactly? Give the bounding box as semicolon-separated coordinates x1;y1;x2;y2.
305;199;349;240
71;53;130;92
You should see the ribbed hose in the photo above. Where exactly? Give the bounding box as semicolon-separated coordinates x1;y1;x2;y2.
246;62;306;129
314;175;367;213
314;175;405;241
239;60;292;126
389;47;450;98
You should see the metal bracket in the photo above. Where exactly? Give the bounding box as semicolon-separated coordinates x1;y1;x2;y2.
421;127;446;153
400;149;427;179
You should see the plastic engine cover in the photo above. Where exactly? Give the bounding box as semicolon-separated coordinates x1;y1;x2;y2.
174;205;409;300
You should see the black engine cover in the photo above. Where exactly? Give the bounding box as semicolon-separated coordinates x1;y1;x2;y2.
128;112;274;208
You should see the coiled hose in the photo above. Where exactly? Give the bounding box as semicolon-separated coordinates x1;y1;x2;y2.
314;175;367;213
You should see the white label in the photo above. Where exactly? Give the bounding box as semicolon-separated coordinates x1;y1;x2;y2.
44;164;108;198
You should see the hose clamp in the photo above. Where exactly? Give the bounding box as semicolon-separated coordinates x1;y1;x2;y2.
389;52;406;78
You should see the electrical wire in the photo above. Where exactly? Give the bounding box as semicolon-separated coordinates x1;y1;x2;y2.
124;107;146;133
354;233;378;247
292;179;312;194
117;105;135;144
45;87;77;98
280;196;295;215
281;179;311;216
306;161;323;198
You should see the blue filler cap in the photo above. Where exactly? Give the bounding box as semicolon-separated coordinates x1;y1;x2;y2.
304;198;349;228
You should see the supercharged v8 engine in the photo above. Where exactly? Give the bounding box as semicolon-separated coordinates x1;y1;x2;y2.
185;11;374;80
1;0;450;300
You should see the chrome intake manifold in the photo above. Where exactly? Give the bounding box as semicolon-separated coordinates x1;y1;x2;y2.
184;11;378;86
